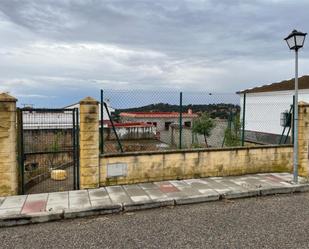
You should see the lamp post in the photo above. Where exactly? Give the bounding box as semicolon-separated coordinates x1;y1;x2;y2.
284;29;307;184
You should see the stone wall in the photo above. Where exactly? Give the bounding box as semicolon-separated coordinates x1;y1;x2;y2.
0;93;18;196
99;145;293;186
79;97;100;189
2;94;309;196
298;102;309;176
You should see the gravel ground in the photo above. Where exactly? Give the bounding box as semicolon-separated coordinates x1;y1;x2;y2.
1;193;309;249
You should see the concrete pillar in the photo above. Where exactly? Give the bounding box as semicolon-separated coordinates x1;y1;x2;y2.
79;97;100;189
0;93;18;196
298;101;309;177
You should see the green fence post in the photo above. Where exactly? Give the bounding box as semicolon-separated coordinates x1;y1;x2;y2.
100;89;104;154
104;102;123;153
179;92;183;149
241;93;246;146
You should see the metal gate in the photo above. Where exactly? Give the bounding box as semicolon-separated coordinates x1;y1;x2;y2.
18;108;79;194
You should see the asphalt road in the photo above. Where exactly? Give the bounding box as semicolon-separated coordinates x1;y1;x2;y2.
1;193;309;249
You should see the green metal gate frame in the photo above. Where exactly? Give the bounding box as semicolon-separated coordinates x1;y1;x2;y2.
17;108;80;194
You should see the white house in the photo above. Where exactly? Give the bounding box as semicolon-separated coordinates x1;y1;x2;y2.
22;99;115;130
119;109;198;131
237;75;309;144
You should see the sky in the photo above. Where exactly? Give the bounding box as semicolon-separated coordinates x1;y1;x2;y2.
0;0;309;107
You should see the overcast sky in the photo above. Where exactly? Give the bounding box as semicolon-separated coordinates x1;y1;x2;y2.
0;0;309;107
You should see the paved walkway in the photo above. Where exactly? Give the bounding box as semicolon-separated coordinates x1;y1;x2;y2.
1;173;309;227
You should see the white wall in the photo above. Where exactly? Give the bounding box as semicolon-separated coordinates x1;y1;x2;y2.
240;89;309;135
120;116;194;132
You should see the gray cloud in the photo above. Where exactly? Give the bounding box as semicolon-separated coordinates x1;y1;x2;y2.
0;0;309;106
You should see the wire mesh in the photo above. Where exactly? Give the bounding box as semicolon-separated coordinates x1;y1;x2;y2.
101;90;240;153
99;90;294;155
21;108;78;194
242;93;294;145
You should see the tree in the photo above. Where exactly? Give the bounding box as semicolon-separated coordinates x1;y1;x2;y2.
224;113;241;147
47;131;62;169
192;113;215;148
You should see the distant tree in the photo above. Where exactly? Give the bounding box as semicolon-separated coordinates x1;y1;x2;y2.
117;103;240;119
47;131;62;169
192;113;215;148
224;113;241;147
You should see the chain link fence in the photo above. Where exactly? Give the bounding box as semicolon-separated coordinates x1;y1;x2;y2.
98;90;294;155
16;88;295;155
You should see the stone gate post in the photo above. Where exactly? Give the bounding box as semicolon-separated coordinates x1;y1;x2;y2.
0;93;18;196
79;97;100;189
298;101;309;177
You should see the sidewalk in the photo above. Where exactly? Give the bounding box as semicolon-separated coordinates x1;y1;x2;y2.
1;173;309;227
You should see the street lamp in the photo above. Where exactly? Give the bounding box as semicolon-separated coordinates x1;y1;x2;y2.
284;29;307;184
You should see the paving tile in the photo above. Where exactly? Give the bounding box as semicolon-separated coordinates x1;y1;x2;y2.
214;177;254;191
105;186;124;193
271;173;293;182
240;176;276;189
144;189;168;200
47;192;69;204
138;183;158;190
164;191;188;199
46;192;69;212
123;184;141;190
123;185;148;197
176;186;202;196
263;174;289;184
69;190;88;198
184;179;218;195
21;200;47;214
106;186;132;204
46;202;68;211
197;188;220;195
26;193;48;202
169;180;189;188
0;208;21;216
214;178;259;198
0;195;27;209
130;195;150;202
88;188;109;200
155;182;180;193
90;197;112;207
202;178;231;194
69;197;91;209
256;175;287;188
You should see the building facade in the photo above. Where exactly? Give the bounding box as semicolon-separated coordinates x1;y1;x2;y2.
119;109;198;132
237;75;309;144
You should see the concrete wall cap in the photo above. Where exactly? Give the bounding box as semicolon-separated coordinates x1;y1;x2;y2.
79;96;99;105
0;93;17;102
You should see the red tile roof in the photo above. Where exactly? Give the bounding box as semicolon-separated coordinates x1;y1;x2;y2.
119;112;198;118
102;120;154;128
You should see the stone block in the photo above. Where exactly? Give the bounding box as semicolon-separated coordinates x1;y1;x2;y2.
0;162;16;173
80;167;99;177
79;122;99;132
80;131;99;142
0;96;18;197
80;176;99;188
79;114;99;124
80;149;99;159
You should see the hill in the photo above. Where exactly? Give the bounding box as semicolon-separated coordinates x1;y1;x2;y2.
115;103;240;119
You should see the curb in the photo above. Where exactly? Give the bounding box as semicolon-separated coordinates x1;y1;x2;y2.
1;184;309;228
